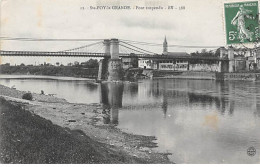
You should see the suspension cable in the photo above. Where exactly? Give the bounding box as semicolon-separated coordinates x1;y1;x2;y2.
119;40;158;54
119;44;150;55
59;41;102;52
0;37;104;42
120;39;222;48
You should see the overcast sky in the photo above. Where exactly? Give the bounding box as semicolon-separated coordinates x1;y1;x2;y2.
0;0;258;65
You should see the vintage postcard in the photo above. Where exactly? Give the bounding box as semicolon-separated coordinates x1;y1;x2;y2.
0;0;260;164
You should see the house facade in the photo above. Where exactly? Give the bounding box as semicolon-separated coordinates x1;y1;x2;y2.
138;37;189;71
138;59;154;69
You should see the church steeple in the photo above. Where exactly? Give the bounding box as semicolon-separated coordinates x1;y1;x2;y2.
163;36;168;54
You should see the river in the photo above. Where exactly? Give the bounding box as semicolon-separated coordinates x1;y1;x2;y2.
0;75;259;163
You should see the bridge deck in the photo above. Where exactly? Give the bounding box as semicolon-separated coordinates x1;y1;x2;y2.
0;50;228;61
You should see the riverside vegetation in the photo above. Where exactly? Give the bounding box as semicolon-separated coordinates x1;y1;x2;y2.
0;59;99;78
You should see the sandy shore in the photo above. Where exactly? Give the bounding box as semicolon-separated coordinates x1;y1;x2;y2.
0;84;172;163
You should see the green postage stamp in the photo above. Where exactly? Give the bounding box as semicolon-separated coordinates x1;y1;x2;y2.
224;1;259;44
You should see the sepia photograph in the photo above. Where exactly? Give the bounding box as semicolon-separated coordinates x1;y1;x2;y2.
0;0;260;164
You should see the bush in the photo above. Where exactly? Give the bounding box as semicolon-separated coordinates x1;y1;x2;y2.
22;93;33;100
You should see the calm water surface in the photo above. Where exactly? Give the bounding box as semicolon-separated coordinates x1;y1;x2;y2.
0;76;260;163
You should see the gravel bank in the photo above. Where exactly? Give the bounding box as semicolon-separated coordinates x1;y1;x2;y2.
0;84;67;103
0;84;172;164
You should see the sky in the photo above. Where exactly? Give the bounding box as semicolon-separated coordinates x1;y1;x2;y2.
0;0;259;65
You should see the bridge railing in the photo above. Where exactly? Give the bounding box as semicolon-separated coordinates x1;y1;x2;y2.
0;50;229;61
0;50;107;57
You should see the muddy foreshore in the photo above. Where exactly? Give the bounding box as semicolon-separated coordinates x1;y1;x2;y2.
0;84;172;164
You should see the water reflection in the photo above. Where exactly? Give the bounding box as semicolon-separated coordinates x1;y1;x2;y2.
1;77;260;163
4;79;10;84
162;92;168;118
117;79;260;163
0;79;100;104
100;83;124;125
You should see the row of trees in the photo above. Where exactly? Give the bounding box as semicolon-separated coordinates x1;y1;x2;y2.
0;59;99;78
190;49;220;57
2;59;99;69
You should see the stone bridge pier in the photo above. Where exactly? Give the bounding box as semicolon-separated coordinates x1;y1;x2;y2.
218;47;233;73
97;38;123;81
228;46;235;72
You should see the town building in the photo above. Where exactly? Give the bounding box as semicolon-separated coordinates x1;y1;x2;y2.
138;59;153;69
138;37;260;73
138;36;189;71
219;46;260;72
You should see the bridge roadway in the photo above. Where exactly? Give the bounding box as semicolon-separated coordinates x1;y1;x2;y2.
0;50;229;61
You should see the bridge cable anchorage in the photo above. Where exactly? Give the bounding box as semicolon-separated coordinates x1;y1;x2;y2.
0;37;104;42
58;41;103;53
120;39;221;48
119;44;152;55
119;40;158;54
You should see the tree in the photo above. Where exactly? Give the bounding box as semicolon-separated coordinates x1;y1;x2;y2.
81;59;99;68
191;49;216;57
201;49;207;53
74;61;80;66
215;48;220;57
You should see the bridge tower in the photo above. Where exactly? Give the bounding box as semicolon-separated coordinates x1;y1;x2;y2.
97;39;110;81
218;47;229;73
218;47;225;72
104;39;111;55
97;38;123;81
107;39;123;81
228;46;235;73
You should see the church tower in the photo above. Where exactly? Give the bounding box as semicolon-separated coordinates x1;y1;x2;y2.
163;36;168;54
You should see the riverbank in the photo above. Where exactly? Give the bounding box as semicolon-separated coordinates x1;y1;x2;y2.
0;84;171;164
153;71;216;80
0;74;95;81
152;70;260;81
0;65;98;79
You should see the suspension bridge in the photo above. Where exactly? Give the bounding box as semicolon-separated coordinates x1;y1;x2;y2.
0;37;241;81
0;38;228;61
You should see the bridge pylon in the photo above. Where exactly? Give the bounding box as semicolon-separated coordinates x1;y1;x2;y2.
97;38;123;82
104;39;110;55
228;46;235;73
